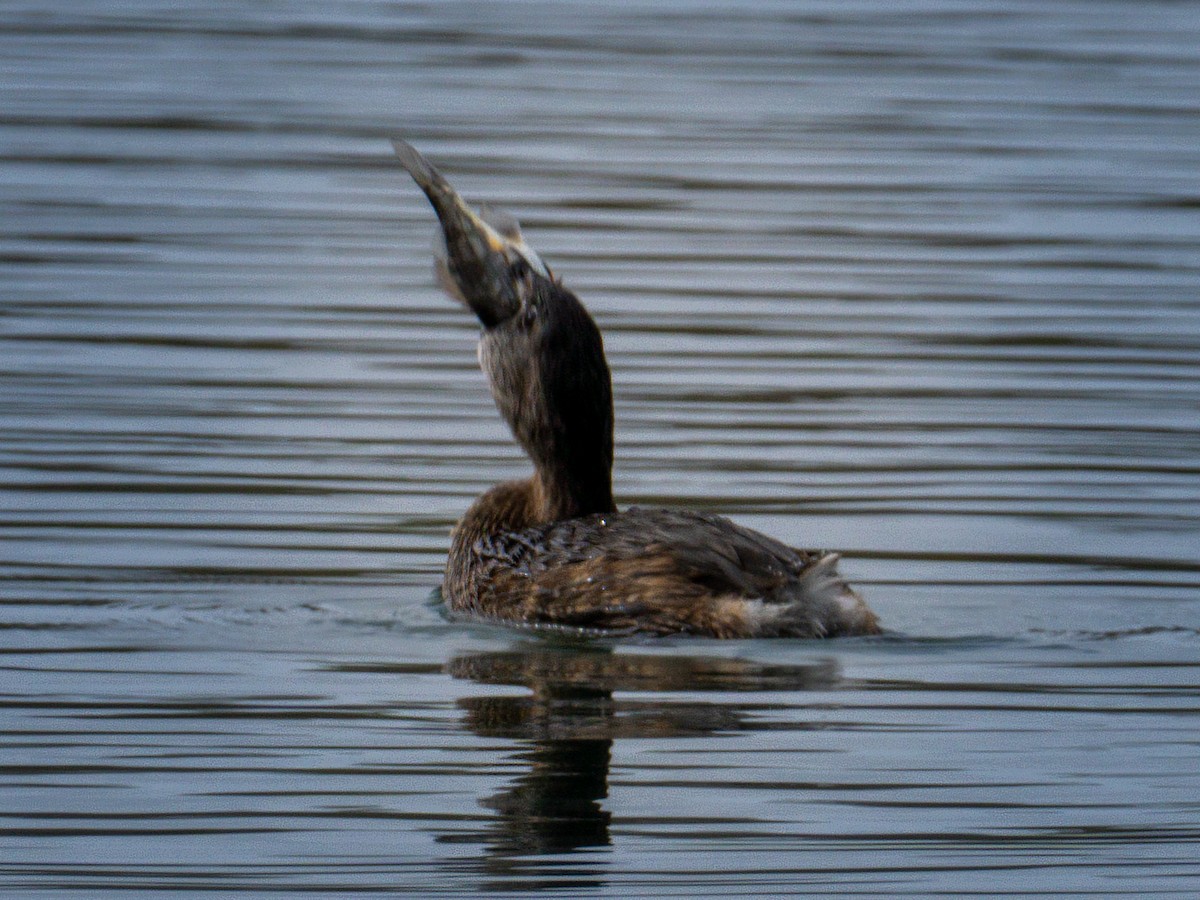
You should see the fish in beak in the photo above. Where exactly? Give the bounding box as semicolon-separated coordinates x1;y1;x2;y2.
391;138;548;328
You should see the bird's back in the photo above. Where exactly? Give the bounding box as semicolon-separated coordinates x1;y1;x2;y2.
445;505;879;637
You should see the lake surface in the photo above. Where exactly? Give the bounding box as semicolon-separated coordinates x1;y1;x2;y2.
3;1;1199;895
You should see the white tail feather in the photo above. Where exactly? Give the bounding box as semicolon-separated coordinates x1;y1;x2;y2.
742;553;876;637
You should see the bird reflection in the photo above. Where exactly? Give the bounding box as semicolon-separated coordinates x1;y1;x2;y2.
441;644;840;874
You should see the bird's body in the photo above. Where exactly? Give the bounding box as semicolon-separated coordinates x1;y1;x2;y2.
392;139;880;638
447;485;876;637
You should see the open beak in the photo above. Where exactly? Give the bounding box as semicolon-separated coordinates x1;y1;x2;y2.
391;138;520;328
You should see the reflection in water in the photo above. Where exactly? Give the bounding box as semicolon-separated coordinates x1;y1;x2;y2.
442;645;840;883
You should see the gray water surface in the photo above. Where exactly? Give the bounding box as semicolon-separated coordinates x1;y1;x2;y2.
3;1;1200;896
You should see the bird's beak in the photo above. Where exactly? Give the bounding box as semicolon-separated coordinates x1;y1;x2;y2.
391;138;520;328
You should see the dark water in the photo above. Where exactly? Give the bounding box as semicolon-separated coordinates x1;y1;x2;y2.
3;1;1200;895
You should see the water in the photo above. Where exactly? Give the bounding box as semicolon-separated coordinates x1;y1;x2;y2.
3;1;1199;895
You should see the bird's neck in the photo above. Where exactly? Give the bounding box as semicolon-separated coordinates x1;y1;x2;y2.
477;279;617;526
532;462;616;523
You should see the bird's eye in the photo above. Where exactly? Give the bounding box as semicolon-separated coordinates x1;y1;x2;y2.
510;258;530;280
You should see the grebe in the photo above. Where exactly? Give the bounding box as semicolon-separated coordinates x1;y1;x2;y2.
392;139;880;638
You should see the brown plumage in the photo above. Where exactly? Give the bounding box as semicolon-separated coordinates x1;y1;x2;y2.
392;138;880;638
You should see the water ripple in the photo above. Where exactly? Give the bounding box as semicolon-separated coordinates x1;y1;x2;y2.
2;0;1199;895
